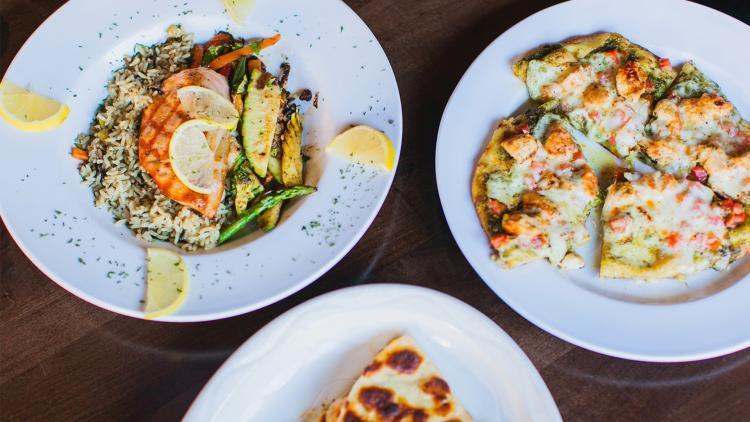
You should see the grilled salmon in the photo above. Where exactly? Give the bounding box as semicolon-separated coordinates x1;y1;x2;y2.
139;68;236;218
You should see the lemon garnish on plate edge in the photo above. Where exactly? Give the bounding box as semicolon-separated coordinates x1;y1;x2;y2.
223;0;256;24
0;80;69;132
144;248;189;319
326;125;396;171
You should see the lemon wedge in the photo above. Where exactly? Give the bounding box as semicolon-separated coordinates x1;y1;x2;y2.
326;125;396;171
177;85;239;130
144;248;189;319
170;119;227;194
0;80;69;132
223;0;256;24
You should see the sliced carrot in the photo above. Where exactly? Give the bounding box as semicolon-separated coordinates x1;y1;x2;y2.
208;34;281;70
191;45;204;68
232;94;243;114
258;33;281;50
71;147;88;160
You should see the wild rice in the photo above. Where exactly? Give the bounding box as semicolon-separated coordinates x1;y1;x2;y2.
76;26;232;251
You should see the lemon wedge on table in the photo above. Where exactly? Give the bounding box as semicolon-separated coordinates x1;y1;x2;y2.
326;125;396;171
0;80;69;132
223;0;256;24
144;248;189;319
170;119;228;194
177;86;239;130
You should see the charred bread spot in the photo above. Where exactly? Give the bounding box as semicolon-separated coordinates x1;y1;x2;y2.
421;376;451;401
385;349;423;374
359;387;396;414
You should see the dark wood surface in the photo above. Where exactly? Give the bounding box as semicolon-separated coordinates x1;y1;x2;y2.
2;1;750;420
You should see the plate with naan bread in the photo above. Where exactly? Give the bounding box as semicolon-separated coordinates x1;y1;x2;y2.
184;284;560;421
436;0;750;361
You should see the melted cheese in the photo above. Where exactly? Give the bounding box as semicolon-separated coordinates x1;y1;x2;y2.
486;165;527;208
602;172;729;278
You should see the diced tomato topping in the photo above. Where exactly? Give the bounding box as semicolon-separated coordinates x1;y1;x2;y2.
490;234;511;249
606;49;620;64
658;58;672;71
518;122;530;134
720;198;743;215
487;199;505;217
665;232;681;249
608;133;617;146
727;212;746;229
720;198;746;228
688;165;708;183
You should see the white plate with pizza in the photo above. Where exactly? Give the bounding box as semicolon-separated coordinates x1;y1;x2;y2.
184;284;561;421
436;0;750;361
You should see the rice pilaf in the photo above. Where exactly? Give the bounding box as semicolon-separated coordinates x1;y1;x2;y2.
77;26;232;251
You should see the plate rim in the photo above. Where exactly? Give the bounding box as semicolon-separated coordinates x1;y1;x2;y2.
435;0;750;362
0;0;403;322
184;283;561;420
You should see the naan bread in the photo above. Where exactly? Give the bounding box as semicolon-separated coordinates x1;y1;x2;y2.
304;336;472;422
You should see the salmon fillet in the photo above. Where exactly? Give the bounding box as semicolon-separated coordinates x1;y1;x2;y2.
138;68;232;218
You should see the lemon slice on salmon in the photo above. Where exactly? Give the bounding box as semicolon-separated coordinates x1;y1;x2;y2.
144;248;189;319
223;0;256;24
0;80;69;132
170;119;227;194
177;85;239;130
326;125;396;171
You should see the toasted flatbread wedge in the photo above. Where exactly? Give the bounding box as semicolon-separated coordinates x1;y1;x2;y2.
513;32;676;159
304;336;472;422
472;108;599;269
643;62;750;203
600;172;733;279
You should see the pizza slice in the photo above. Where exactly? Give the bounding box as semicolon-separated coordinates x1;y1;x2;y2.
513;32;677;159
303;335;472;422
472;107;599;269
600;172;737;279
643;62;750;203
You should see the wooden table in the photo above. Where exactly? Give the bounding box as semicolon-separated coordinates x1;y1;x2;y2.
2;1;750;420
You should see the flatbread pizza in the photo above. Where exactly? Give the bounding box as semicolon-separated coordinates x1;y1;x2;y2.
303;335;472;422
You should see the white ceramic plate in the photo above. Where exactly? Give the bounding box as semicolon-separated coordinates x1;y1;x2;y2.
185;284;560;421
0;0;401;321
436;0;750;362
